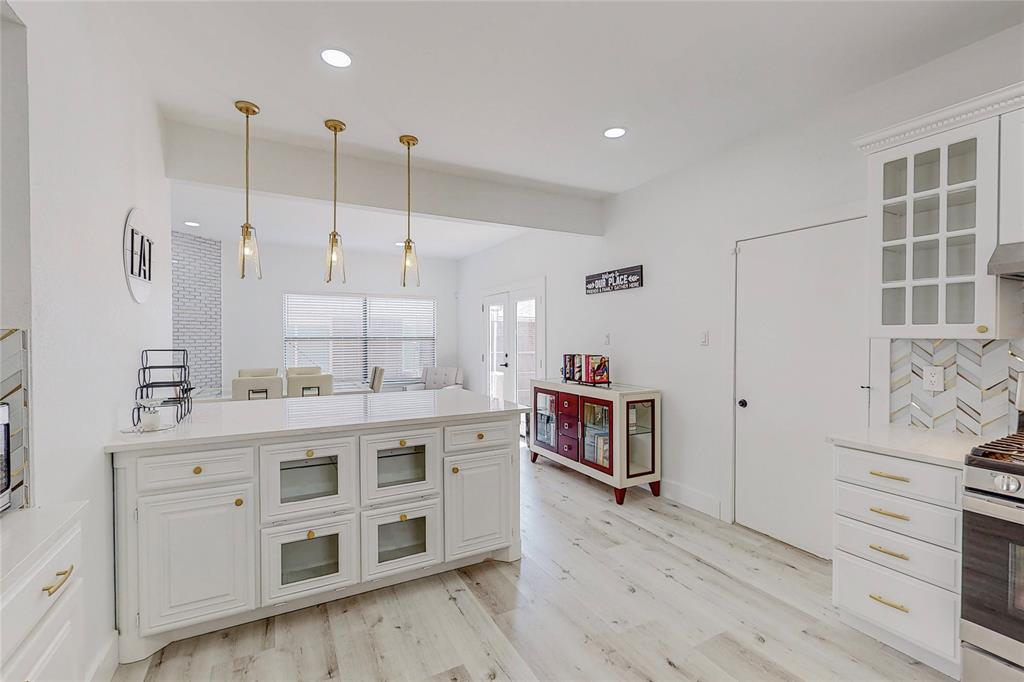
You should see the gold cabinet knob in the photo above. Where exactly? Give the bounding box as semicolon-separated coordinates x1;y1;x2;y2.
476;433;485;440
307;530;316;540
452;466;460;474
399;439;407;447
399;513;408;521
306;449;315;458
977;325;990;334
193;466;203;475
235;498;244;507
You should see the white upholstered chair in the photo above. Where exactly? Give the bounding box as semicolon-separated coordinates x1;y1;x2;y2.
406;367;464;391
286;366;334;398
231;368;285;401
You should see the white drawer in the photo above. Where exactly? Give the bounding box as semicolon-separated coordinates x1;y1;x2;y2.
260;438;357;524
360;429;441;506
0;524;81;663
1;576;83;682
834;551;959;661
444;420;516;453
137;447;254;492
834;515;960;592
261;514;359;606
835;482;961;550
361;498;442;581
835;446;961;508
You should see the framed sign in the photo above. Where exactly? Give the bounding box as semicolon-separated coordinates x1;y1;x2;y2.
585;265;643;295
123;208;154;303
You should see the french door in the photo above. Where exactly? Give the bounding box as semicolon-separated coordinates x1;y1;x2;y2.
483;285;544;432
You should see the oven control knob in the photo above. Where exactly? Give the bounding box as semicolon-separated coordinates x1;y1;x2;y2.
994;474;1022;493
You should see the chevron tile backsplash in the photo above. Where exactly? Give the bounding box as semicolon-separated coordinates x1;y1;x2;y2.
890;338;1024;437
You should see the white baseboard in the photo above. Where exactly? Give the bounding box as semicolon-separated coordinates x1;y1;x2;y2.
660;478;721;519
88;630;119;682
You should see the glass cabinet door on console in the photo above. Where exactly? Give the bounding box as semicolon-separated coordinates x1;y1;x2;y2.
580;397;613;475
260;438;357;523
261;515;358;605
360;430;440;505
626;399;656;478
361;499;442;580
533;387;558;452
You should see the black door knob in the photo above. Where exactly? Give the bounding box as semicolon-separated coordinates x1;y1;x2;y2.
737;399;748;408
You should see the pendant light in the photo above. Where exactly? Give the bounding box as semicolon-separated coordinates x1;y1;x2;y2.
399;134;420;287
324;119;347;283
235;100;262;279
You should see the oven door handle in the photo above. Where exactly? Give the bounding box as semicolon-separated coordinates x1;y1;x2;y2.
963;491;1024;524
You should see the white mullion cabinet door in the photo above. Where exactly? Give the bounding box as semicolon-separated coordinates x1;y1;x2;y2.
360;429;441;505
443;450;512;561
361;498;442;580
868;117;998;338
260;438;357;524
260;514;358;605
137;483;256;635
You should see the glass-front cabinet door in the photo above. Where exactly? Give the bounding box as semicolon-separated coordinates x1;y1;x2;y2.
360;429;440;505
533;387;558;453
869;117;998;338
626;399;655;478
260;438;357;523
261;515;358;605
361;499;442;580
580;396;613;475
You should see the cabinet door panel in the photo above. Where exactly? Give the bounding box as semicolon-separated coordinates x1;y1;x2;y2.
138;484;256;635
261;514;358;605
361;499;442;580
444;450;512;561
580;397;614;475
533;387;558;453
260;437;357;523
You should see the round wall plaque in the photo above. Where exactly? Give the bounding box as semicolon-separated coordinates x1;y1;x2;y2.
122;208;154;304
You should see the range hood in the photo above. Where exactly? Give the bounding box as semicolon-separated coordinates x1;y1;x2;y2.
988;243;1024;281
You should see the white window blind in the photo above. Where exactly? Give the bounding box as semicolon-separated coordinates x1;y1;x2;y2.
283;293;436;386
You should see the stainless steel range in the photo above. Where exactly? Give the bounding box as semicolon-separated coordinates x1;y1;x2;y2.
962;432;1024;680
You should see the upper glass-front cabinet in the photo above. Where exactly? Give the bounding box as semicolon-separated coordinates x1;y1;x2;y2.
869;117;1000;338
260;438;357;524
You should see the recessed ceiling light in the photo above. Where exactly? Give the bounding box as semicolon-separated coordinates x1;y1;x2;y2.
603;127;626;139
183;221;200;227
321;49;352;68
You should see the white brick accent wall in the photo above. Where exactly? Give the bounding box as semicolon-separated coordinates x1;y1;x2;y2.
171;231;222;388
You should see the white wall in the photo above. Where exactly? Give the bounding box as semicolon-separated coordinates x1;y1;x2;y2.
15;1;172;677
222;243;458;386
457;24;1024;519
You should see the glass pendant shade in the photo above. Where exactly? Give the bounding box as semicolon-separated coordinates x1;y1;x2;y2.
400;238;420;287
238;223;262;279
324;231;346;283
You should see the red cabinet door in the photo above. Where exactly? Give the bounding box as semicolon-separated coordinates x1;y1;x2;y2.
533;387;559;453
557;392;579;416
579;396;614;475
557;435;579;461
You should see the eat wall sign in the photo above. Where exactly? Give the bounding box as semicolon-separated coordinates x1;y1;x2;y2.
585;265;643;295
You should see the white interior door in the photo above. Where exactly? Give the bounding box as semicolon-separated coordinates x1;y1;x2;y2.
735;218;869;559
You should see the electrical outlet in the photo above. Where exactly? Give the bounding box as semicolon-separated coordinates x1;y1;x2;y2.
700;330;710;347
923;365;944;391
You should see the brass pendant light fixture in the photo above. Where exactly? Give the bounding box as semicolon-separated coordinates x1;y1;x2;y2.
399;134;420;287
324;119;347;283
236;100;262;279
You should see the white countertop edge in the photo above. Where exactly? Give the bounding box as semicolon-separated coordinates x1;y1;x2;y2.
827;426;987;469
1;500;89;580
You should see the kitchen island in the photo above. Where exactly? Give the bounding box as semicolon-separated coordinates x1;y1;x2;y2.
107;389;526;663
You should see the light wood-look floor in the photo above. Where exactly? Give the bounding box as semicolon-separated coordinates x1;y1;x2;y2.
115;444;949;682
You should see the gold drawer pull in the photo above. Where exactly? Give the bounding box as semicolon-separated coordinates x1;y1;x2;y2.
399;513;408;521
452;466;460;474
193;466;203;475
476;433;485;440
869;543;909;561
307;530;316;540
869;506;909;521
306;449;315;458
869;470;910;483
869;593;909;613
235;498;244;507
399;440;407;447
41;564;74;596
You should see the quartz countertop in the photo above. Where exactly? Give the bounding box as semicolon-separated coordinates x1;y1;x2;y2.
106;389;526;454
1;501;87;581
827;425;988;469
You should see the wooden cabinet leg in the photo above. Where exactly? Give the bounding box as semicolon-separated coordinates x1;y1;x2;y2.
530;451;539;463
650;481;661;497
614;488;626;505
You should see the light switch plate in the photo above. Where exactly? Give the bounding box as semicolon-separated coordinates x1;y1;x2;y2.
922;365;944;391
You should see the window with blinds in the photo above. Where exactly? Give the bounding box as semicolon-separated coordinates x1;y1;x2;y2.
283;293;436;386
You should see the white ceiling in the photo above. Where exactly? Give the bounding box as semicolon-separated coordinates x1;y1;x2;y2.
170;181;527;258
100;1;1022;194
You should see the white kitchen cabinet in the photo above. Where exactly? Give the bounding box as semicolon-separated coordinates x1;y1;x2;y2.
138;483;257;635
261;514;358;605
444;449;512;561
361;498;442;580
260;438;357;523
360;428;441;506
1000;107;1024;245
